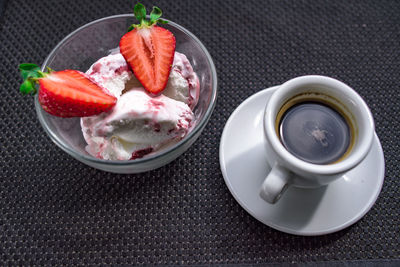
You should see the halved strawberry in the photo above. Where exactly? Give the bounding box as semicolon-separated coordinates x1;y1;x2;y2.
119;3;176;94
18;64;116;117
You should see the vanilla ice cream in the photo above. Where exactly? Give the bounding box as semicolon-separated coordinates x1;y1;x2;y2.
81;51;200;160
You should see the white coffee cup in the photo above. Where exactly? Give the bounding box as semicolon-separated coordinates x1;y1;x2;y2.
260;75;375;204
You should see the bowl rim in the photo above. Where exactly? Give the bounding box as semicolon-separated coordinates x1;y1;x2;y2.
36;13;217;165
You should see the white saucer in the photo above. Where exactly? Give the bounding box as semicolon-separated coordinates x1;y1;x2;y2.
219;86;385;236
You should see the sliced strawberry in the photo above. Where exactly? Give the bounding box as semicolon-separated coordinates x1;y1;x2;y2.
19;64;117;117
37;70;116;117
119;3;176;94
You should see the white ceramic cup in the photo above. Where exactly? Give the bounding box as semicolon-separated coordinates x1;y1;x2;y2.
260;75;375;204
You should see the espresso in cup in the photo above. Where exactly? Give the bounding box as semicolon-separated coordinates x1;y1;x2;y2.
275;93;356;165
260;76;374;204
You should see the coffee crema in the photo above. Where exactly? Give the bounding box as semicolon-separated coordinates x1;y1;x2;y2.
275;94;356;165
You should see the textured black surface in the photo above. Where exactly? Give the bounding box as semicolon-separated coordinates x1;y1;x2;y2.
1;0;399;265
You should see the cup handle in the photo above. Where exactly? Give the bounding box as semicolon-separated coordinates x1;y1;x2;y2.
259;163;292;204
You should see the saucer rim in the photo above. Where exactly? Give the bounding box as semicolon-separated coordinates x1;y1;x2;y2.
219;86;385;236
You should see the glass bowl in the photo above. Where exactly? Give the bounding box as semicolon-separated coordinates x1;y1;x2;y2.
36;14;217;173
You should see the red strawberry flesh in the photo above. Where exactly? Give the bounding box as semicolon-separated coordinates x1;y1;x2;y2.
38;70;116;117
119;26;176;94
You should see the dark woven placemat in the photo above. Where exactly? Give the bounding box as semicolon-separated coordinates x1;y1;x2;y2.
1;0;399;265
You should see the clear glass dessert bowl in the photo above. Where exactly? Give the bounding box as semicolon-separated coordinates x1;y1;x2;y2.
35;14;217;173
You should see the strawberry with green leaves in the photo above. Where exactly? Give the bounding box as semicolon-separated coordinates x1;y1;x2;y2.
119;3;176;94
19;63;117;117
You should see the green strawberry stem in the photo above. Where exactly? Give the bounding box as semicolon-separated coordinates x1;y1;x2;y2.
128;2;168;31
18;63;53;95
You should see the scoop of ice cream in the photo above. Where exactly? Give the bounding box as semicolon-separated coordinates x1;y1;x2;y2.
81;50;199;160
86;53;133;99
81;88;194;160
162;53;200;109
87;51;200;107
